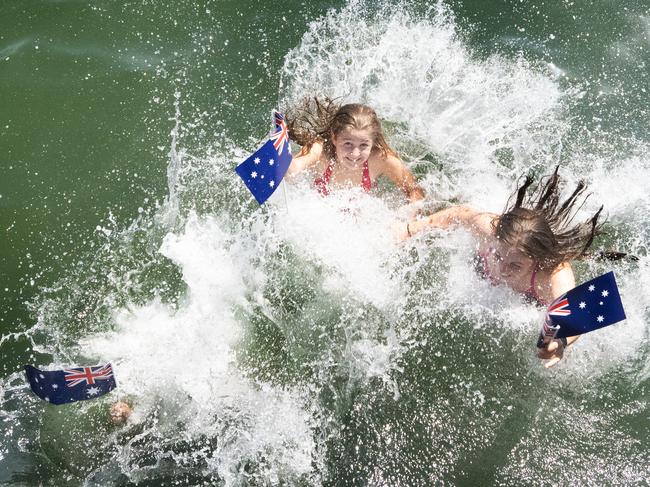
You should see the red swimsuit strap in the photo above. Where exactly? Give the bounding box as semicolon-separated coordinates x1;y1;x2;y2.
524;264;547;306
322;161;334;183
361;160;371;192
314;162;334;196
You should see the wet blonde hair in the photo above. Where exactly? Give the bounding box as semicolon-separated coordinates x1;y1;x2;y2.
286;97;397;161
493;166;603;269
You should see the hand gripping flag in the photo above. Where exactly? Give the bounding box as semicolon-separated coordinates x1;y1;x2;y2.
235;110;292;205
537;271;626;346
24;363;117;405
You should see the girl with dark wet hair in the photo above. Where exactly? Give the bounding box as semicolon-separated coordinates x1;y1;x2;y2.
401;167;603;367
286;97;425;202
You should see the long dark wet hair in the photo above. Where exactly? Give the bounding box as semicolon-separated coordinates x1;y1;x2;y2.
286;97;397;161
493;166;604;270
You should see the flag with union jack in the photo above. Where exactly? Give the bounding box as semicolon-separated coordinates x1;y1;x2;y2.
64;364;115;387
235;110;293;205
25;363;117;405
537;272;626;347
547;297;571;317
270;111;290;156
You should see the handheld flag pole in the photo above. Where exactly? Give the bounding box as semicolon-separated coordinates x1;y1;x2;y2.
281;178;290;214
271;109;291;214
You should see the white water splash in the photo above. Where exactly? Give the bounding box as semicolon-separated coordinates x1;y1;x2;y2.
280;0;649;381
83;213;315;482
281;0;569;206
6;1;648;485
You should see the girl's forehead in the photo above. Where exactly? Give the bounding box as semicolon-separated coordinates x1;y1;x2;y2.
336;127;373;141
495;243;533;263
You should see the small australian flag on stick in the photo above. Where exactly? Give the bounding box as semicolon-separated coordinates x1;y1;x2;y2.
538;271;626;346
25;363;117;405
235;110;292;205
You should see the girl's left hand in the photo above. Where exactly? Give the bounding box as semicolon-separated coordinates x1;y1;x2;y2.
537;339;565;368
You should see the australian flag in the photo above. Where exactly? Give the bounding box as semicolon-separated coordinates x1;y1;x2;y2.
24;363;117;405
235;110;292;205
539;271;626;344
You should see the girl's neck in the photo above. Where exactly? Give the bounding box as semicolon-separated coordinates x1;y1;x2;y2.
337;157;365;171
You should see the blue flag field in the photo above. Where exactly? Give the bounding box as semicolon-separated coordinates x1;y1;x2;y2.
539;271;626;344
25;363;117;405
235;110;292;205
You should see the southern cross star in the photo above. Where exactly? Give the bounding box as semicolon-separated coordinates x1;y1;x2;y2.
86;386;101;396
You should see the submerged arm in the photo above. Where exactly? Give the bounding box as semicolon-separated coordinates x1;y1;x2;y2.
403;206;495;239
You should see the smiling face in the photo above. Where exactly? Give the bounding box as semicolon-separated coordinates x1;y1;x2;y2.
331;127;374;168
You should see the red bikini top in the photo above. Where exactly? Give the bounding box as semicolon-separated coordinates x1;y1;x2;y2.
314;160;371;196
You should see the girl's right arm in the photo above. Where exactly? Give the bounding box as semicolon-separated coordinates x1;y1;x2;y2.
404;206;494;239
537;263;580;368
286;141;323;177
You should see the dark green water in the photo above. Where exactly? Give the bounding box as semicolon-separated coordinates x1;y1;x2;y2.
1;0;649;485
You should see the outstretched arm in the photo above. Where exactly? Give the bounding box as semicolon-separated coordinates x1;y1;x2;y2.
401;206;495;239
286;142;323;178
537;263;580;368
380;155;425;202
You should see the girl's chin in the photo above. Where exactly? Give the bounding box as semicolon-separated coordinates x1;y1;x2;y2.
340;159;362;168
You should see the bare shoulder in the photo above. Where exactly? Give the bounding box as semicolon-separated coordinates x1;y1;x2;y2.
545;261;576;301
550;261;573;276
310;140;324;157
368;150;411;183
369;150;402;174
366;150;426;201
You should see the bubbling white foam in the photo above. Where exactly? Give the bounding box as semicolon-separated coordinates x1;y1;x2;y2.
82;213;315;482
267;182;412;391
270;183;399;308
